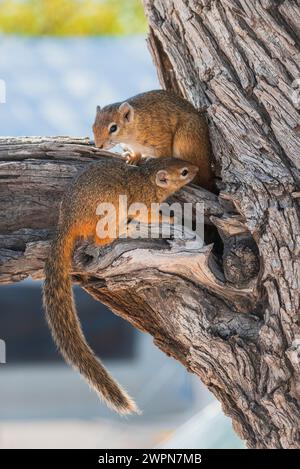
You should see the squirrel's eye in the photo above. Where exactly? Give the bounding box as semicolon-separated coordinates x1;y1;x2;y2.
109;124;118;133
181;169;189;177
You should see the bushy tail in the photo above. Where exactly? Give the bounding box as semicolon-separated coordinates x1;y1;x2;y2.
43;230;139;415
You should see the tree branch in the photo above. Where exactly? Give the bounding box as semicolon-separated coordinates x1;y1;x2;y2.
0;136;263;444
142;0;300;448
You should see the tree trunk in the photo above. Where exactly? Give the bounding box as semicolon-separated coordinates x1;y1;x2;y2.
1;1;300;449
143;0;300;448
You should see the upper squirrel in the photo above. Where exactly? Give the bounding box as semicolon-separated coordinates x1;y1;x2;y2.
43;156;198;415
92;89;214;191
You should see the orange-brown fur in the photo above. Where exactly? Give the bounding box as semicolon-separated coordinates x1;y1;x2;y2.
93;90;214;190
43;157;198;415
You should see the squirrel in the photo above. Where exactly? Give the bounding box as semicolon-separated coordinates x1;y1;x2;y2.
92;89;214;191
43;156;198;415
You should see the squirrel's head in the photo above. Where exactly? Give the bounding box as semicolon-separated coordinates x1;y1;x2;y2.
144;158;199;198
93;102;135;150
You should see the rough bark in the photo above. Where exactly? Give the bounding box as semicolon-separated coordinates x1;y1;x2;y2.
143;0;300;449
1;137;260;434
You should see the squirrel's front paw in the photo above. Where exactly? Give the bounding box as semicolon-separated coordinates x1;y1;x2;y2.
122;151;142;166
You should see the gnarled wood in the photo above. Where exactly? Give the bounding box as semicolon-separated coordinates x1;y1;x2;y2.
142;0;300;448
0;137;260;438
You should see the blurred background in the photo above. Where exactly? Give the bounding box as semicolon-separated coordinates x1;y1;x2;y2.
0;0;243;449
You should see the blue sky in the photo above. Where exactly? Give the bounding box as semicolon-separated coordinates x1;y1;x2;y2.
0;35;159;137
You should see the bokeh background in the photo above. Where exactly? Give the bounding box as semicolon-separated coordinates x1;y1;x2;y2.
0;0;243;449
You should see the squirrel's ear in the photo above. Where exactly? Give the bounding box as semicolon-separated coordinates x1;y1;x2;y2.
119;102;134;123
155;170;170;188
96;105;101;113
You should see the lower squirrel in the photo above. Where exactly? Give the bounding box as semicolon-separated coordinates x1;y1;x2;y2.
93;89;214;191
43;157;198;415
